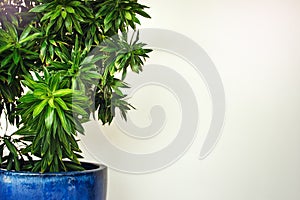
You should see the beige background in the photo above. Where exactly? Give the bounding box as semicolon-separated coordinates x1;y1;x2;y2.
91;0;300;199
82;0;300;200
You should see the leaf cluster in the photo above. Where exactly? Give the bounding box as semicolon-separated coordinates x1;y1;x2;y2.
0;0;152;172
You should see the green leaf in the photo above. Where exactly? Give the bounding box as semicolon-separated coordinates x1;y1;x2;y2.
13;49;20;65
19;94;36;103
0;144;4;163
0;44;13;54
30;3;52;13
19;33;42;44
49;39;57;46
104;22;113;33
40;40;47;62
14;156;20;171
48;98;56;108
45;107;54;130
41;11;54;22
4;138;18;157
56;105;72;135
49;74;60;92
136;10;151;18
4;21;18;39
65;16;73;33
65;162;84;171
44;20;55;35
51;9;61;21
61;10;67;19
1;54;13;67
56;144;63;160
125;12;132;20
41;138;49;156
66;7;75;13
7;157;13;170
41;159;48;173
49;44;54;60
20;26;32;41
33;99;48;118
72;17;83;35
104;11;115;26
55;98;69;110
53;89;73;97
67;103;87;116
32;161;42;172
68;1;81;7
55;17;63;32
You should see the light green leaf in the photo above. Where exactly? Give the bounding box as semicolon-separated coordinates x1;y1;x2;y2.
55;97;69;110
66;7;75;13
45;107;54;129
19;94;36;103
20;26;32;41
48;98;56;108
29;3;52;13
53;89;73;97
56;105;72;135
19;33;42;44
68;1;81;7
41;11;54;22
33;99;48;118
125;12;132;20
61;10;67;19
39;41;47;63
51;9;61;20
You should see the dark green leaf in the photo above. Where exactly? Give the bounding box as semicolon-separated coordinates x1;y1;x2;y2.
1;54;13;67
4;138;18;157
72;16;83;35
55;105;72;135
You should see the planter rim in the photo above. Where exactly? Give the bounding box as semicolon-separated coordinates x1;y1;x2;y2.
0;162;106;176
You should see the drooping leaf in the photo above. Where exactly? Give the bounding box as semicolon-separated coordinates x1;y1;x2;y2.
45;107;54;130
4;138;18;157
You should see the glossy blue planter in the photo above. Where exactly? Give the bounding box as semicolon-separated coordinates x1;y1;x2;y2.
0;162;107;200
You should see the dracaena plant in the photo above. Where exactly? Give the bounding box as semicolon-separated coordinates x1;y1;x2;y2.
0;0;152;173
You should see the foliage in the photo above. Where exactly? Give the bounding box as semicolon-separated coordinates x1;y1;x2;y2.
0;0;151;172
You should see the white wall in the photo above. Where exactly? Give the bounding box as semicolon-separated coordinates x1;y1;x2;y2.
83;0;300;199
1;0;298;199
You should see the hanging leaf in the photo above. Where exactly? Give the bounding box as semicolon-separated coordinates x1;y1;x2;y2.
45;107;54;130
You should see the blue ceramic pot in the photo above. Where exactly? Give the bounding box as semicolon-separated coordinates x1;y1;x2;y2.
0;162;107;200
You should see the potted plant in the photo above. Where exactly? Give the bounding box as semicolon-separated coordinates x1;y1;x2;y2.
0;0;152;199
